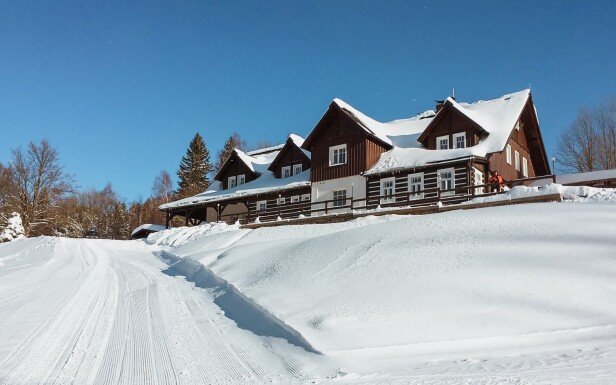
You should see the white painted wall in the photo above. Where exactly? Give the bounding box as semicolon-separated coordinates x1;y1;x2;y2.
310;175;366;215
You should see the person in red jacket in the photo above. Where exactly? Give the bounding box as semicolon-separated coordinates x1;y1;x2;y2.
489;171;504;192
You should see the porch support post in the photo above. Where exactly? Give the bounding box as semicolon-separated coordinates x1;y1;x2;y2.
165;211;170;229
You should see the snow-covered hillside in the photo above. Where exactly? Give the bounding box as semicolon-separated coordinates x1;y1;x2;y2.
1;185;616;384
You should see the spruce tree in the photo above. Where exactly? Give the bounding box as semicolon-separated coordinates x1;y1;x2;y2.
177;133;212;198
215;132;245;173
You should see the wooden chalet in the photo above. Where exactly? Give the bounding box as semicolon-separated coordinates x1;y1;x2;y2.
161;89;552;226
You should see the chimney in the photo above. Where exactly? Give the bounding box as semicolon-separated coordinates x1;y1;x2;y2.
435;99;445;113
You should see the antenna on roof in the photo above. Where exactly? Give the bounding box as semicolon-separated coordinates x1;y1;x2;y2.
452;87;456;100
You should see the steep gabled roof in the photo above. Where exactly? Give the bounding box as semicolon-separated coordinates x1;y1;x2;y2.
267;134;311;172
214;148;279;182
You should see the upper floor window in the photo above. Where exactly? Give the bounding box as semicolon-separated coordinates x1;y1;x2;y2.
228;176;237;189
380;177;395;204
238;174;245;185
282;166;291;178
437;135;449;150
522;157;528;177
329;144;347;166
293;163;302;175
506;144;512;165
515;150;520;171
515;120;521;131
408;173;424;199
453;132;466;149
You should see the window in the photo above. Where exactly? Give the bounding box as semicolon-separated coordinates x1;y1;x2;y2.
453;133;466;149
291;195;300;203
438;168;455;196
473;168;484;195
301;194;311;201
380;177;395;204
437;135;449;150
408;173;424;199
284;166;292;178
329;144;347;166
238;174;245;185
515;151;520;171
228;176;237;189
277;197;286;205
506;144;512;165
257;200;267;211
515;120;521;131
332;190;347;207
293;164;302;175
522;157;528;177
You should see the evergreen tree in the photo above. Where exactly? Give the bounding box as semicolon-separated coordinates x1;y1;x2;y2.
215;132;245;173
177;133;212;198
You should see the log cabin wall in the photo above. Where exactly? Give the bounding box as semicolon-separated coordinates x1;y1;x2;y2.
309;111;389;182
273;144;310;178
365;161;470;208
246;186;312;219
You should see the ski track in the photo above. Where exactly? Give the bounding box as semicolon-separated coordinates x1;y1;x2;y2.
0;238;332;384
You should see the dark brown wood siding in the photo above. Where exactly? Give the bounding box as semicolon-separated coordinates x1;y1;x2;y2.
309;111;388;182
425;107;484;150
489;137;536;181
365;161;471;208
218;155;256;190
273;145;310;178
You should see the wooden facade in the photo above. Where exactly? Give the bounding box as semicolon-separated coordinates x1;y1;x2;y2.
418;105;485;150
302;102;390;182
268;137;311;178
214;151;257;190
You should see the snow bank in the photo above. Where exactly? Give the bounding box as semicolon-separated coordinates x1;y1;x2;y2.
158;186;616;377
145;221;242;248
465;183;616;205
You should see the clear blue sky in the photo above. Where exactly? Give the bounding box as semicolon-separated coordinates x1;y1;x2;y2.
1;1;615;202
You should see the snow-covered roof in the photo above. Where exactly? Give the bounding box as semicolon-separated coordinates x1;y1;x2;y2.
365;89;531;175
555;169;616;185
130;224;167;237
161;136;311;210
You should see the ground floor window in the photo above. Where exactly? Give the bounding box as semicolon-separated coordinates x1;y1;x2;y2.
438;168;455;196
291;195;300;203
277;197;285;205
380;177;395;204
257;200;267;211
408;173;424;199
332;190;347;207
302;194;311;201
473;168;484;195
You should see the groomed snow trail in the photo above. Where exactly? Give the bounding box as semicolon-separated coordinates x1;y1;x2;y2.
0;237;334;384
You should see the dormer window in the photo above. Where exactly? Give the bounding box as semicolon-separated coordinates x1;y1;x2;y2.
293;163;302;175
228;176;237;189
453;132;466;149
437;135;449;150
282;166;291;178
238;174;245;185
330;144;347;166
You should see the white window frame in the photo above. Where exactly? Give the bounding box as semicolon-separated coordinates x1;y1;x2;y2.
453;132;466;149
291;195;300;203
228;176;237;189
473;168;484;195
515;150;520;171
438;168;455;196
282;166;291;179
522;157;528;177
257;200;267;211
380;177;396;204
407;173;424;200
293;163;302;175
301;194;311;201
329;144;347;166
506;144;512;165
277;197;285;205
515;120;521;131
437;135;449;150
332;189;347;207
237;174;245;185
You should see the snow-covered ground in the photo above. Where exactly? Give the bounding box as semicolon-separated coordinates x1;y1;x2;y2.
1;185;616;384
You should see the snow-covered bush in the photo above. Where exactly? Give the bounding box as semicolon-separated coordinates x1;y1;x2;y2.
1;212;26;242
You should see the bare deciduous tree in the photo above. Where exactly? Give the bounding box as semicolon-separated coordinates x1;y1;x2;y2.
152;170;173;203
6;140;75;236
556;98;616;173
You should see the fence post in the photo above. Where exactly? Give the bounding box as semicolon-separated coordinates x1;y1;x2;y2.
325;201;328;215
